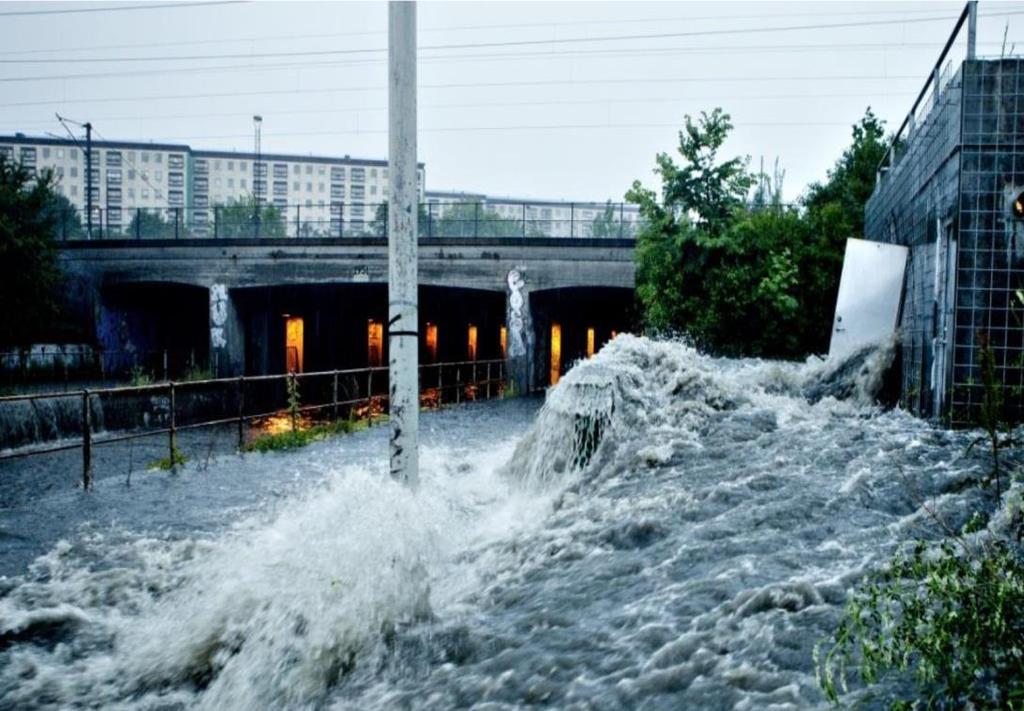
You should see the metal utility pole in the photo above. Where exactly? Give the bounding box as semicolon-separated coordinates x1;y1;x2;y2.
966;1;978;59
55;114;94;239
253;114;262;237
387;0;419;487
84;122;93;239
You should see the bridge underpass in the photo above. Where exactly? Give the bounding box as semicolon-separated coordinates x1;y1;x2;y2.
59;236;637;391
530;287;636;386
234;284;507;376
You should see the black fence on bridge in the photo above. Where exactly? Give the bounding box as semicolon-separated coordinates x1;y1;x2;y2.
53;201;646;242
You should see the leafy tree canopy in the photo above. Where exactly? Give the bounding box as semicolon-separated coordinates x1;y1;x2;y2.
627;107;886;358
0;157;64;346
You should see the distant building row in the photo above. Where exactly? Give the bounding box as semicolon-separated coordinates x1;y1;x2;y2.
0;134;640;238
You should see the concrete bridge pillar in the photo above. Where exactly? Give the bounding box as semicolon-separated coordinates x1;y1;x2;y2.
209;283;244;377
505;269;534;395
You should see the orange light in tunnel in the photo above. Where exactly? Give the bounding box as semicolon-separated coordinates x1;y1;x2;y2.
425;323;438;362
285;316;304;373
367;320;383;367
550;322;562;386
467;324;478;361
587;327;596;358
499;326;507;358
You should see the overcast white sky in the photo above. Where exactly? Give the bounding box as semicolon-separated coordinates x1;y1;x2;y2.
1;0;1022;202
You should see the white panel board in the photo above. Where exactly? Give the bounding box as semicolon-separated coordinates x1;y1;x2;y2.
828;238;908;360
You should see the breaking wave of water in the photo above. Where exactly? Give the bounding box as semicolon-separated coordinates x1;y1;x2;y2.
0;335;999;709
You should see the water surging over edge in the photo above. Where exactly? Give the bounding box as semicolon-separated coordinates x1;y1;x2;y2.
0;335;904;710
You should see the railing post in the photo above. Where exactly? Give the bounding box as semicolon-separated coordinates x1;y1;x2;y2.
522;203;527;238
437;363;443;406
174;207;180;240
82;389;92;489
456;366;461;404
427;202;433;238
162;349;168;382
237;375;245;450
332;369;339;421
619;203;625;239
213;206;219;239
135;208;142;240
168;381;177;469
296;204;301;237
473;202;480;238
569;203;574;238
472;360;477;400
366;369;373;425
486;361;491;400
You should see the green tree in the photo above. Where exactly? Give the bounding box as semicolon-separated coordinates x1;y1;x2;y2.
371;200;429;237
626;109;755;342
40;191;84;240
590;201;623;238
214;194;286;238
627;107;887;358
126;209;176;239
804;108;887;242
799;109;888;351
432;201;532;238
0;157;63;346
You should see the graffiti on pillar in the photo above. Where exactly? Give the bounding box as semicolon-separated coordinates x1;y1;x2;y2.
209;284;228;349
506;269;527;357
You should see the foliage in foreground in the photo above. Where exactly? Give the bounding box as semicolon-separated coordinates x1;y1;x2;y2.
0;156;65;346
818;535;1024;710
149;445;187;471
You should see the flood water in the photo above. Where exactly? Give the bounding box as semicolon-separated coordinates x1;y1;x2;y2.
0;335;1002;709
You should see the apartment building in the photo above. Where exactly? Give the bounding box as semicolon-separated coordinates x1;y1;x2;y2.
0;132;636;239
0;134;424;237
0;135;190;235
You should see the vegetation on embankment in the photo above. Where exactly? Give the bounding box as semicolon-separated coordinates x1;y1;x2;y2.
244;416;378;453
816;336;1024;709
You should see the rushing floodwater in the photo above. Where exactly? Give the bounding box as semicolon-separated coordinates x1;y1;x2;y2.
0;335;1004;709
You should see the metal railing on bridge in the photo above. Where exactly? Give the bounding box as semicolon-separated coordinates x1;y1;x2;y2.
52;201;645;242
0;359;507;489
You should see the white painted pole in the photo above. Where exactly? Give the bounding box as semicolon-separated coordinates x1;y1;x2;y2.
388;1;419;486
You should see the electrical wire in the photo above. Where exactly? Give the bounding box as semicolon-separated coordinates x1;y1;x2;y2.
4;10;1015;66
0;4;976;56
0;91;919;130
0;73;926;109
0;1;244;17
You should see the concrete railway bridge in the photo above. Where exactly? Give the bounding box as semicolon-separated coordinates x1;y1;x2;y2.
59;236;637;392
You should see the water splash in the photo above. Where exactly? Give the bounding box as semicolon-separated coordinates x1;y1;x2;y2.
1;335;1000;711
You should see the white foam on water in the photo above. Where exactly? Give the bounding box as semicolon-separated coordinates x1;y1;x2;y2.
2;335;1011;710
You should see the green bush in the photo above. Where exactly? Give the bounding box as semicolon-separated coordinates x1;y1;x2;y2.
244;417;376;453
149;446;186;471
817;536;1024;709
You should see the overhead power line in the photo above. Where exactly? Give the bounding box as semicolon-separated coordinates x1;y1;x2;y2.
0;74;924;106
0;4;978;56
3;10;1016;66
0;1;243;17
0;91;919;129
116;121;867;143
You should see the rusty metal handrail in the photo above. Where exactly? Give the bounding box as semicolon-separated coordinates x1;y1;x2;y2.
0;359;508;486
